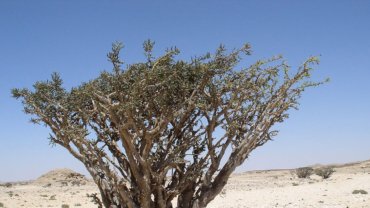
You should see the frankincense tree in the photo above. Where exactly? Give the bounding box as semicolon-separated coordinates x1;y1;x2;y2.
13;41;325;208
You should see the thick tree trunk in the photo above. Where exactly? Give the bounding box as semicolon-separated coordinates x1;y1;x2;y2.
177;183;196;208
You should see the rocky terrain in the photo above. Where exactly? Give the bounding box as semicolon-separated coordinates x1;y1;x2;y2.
0;160;369;208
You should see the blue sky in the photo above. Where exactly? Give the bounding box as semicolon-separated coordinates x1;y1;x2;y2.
0;1;369;181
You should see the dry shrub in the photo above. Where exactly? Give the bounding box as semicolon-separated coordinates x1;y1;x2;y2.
352;189;368;194
296;167;314;178
315;166;335;179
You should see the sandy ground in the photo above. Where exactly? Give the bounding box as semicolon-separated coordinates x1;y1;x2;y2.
1;160;369;208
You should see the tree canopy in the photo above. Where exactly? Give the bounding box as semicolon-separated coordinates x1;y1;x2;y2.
13;41;325;208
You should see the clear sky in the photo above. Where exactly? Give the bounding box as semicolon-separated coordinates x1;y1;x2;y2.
0;1;369;182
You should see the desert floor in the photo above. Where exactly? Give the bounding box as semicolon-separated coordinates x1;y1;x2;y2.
1;160;369;208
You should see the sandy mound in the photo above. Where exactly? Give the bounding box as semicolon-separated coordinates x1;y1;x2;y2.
33;168;90;187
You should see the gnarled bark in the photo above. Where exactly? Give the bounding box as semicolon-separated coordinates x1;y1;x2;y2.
13;41;325;207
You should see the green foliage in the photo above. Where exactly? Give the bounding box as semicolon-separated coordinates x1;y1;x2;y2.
296;167;314;178
13;40;326;208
